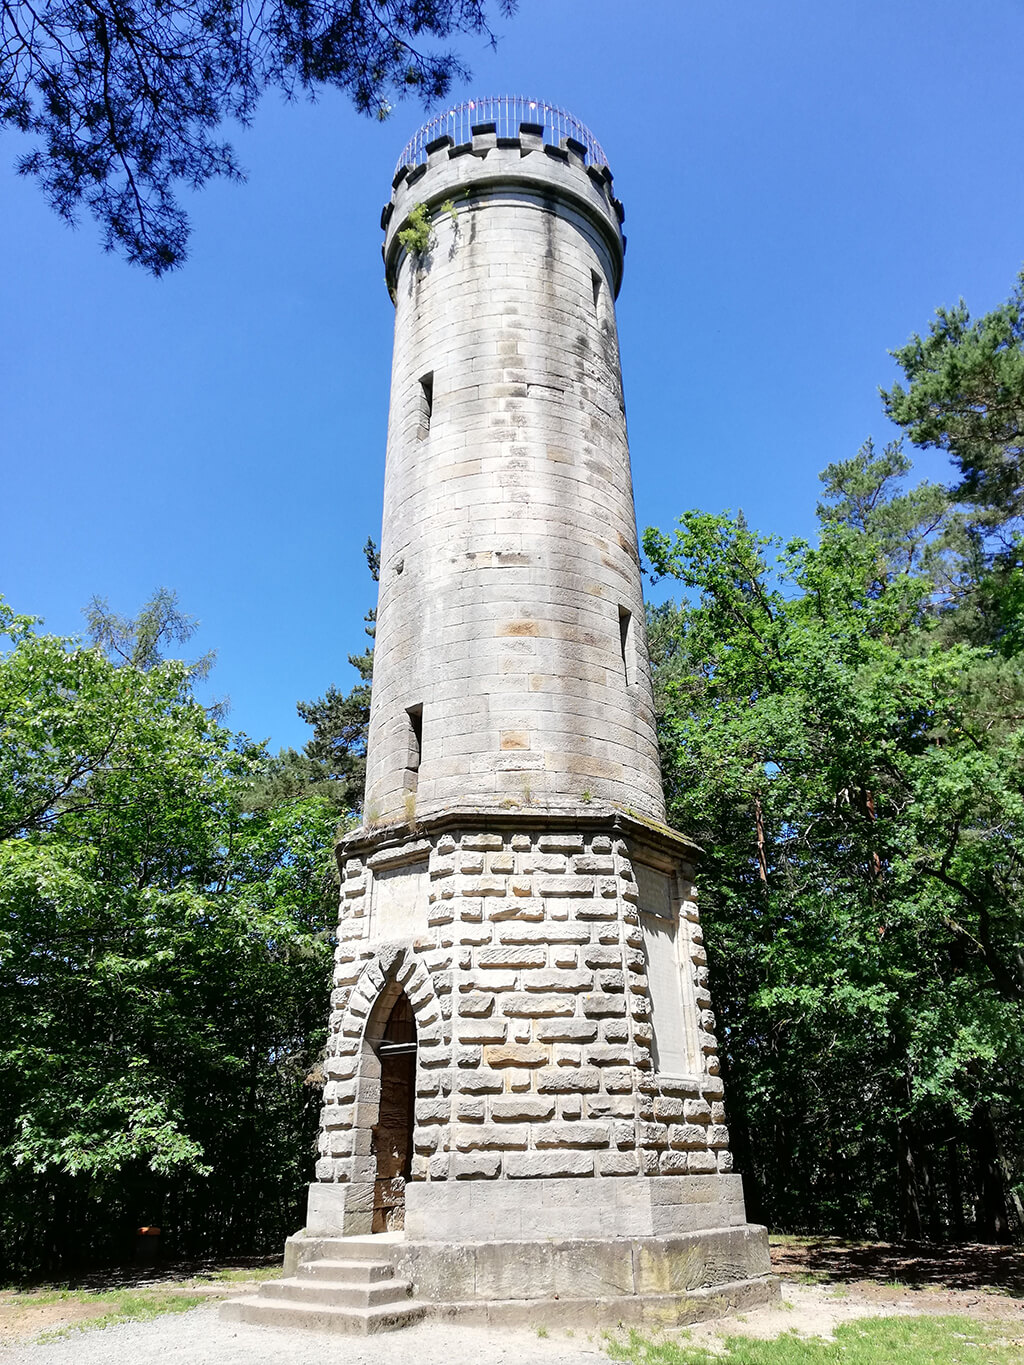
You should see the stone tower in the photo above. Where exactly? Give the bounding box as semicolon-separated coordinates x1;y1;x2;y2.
226;98;774;1332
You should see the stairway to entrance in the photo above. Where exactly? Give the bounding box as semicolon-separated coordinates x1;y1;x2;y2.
220;1234;425;1334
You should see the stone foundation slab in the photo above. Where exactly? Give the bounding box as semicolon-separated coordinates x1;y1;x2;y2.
283;1224;776;1326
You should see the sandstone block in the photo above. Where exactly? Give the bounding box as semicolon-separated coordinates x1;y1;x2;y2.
462;834;504;851
483;1043;548;1067
460;970;517;991
453;1122;527;1151
459;926;492;946
539;876;593;896
536;1066;600;1093
659;1150;689;1174
586;1093;636;1118
586;1044;632;1066
534;1122;609;1148
583;992;626;1017
501;993;575;1016
603;1068;634;1093
583;944;622;967
536;1017;599;1042
477;945;546;969
451;1153;502;1179
456;1018;508;1043
498;921;590;944
599;1150;640;1176
462;877;507;897
639;1122;667;1147
538;834;583;852
522;968;592;992
417;1098;451;1124
459;992;494;1016
684;1099;713;1124
505;1150;595;1179
490;1096;555;1121
655;1097;684;1121
573;855;615;874
688;1150;718;1173
454;1069;503;1094
490;897;544;920
668;1124;708;1149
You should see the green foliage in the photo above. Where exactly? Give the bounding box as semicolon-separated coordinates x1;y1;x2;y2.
398;202;436;256
645;437;1024;1241
606;1317;1022;1365
2;0;516;272
0;594;337;1275
883;270;1024;534
883;272;1024;660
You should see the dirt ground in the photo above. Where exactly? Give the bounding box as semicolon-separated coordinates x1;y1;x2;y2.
1;1240;1022;1352
0;1260;276;1348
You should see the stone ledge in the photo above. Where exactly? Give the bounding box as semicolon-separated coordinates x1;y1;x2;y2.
338;805;702;864
283;1224;776;1327
402;1173;747;1241
418;1277;778;1328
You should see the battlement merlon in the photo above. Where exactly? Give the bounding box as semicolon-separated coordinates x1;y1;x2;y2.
382;126;626;302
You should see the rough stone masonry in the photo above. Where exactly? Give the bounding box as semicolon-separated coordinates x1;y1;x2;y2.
227;100;777;1331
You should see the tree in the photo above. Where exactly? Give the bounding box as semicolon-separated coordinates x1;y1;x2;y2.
263;534;378;814
1;0;515;272
0;593;339;1274
883;270;1024;540
645;443;1024;1242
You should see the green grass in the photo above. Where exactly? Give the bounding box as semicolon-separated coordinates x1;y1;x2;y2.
606;1317;1024;1365
35;1290;205;1342
189;1265;280;1284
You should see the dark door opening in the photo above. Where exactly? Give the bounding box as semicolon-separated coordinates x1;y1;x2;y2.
371;992;417;1232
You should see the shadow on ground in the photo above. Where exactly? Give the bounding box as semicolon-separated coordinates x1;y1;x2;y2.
3;1256;281;1293
771;1238;1024;1296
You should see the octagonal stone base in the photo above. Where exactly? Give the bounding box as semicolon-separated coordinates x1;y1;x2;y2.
282;1223;777;1328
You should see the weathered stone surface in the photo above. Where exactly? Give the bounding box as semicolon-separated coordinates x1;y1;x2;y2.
483;1043;549;1068
298;117;753;1280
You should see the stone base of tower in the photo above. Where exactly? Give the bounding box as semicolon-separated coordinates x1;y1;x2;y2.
256;804;780;1332
278;1222;777;1329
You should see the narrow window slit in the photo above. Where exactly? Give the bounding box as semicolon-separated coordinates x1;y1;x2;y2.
405;703;423;786
591;271;602;310
618;606;633;685
417;372;433;440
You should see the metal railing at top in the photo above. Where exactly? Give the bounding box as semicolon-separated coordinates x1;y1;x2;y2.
393;97;608;176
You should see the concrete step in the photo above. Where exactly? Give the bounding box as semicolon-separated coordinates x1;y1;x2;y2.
306;1234;405;1261
221;1294;426;1335
261;1276;415;1309
298;1258;395;1284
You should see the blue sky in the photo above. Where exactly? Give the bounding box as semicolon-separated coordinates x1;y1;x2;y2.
3;0;1023;753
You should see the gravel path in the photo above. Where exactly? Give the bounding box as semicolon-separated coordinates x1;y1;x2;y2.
6;1281;1021;1364
0;1305;606;1365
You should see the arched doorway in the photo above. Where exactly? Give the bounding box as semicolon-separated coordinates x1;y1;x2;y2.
370;992;417;1232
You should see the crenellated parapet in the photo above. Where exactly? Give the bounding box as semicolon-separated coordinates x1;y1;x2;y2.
382;122;627;300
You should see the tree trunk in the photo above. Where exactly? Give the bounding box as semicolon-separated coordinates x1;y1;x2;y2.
970;1103;1011;1243
947;1139;966;1242
754;794;768;884
897;1116;923;1241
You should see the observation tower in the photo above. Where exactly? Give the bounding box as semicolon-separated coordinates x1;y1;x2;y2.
225;97;775;1333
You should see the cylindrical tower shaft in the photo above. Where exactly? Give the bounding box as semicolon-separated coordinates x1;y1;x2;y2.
364;122;665;828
